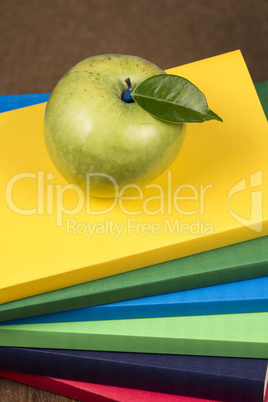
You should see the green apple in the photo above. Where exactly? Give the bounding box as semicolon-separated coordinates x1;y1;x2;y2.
44;54;186;198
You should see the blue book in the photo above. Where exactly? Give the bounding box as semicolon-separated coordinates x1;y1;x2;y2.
1;276;268;325
0;93;50;113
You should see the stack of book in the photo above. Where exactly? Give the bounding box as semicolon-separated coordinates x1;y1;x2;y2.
0;50;267;402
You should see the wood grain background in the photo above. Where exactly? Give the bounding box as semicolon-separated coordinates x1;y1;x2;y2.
0;377;77;402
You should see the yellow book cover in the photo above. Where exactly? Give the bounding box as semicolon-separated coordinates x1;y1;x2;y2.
0;50;267;304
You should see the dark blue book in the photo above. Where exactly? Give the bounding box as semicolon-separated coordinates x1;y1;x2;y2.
0;347;267;402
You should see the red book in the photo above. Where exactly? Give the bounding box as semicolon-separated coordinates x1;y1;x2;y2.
0;370;228;402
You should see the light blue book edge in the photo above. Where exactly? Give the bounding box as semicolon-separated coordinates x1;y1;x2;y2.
1;276;267;325
0;93;50;113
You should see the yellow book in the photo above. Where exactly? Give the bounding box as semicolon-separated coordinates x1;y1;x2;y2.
0;50;267;304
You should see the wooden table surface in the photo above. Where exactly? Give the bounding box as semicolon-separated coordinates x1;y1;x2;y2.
0;377;78;402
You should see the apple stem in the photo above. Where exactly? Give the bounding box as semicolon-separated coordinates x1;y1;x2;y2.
125;78;132;90
122;78;134;103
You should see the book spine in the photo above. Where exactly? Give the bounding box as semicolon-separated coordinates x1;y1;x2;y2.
0;370;223;402
0;347;266;402
0;317;268;359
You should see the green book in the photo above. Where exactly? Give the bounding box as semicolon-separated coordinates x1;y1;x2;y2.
0;312;267;359
0;237;268;322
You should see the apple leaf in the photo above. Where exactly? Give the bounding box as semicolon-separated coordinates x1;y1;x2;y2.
131;74;223;124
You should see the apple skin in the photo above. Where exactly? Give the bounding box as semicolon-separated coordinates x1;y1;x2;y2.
44;54;186;198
